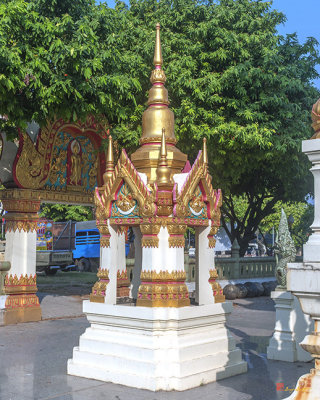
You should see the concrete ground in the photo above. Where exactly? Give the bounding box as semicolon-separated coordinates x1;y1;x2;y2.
0;295;312;400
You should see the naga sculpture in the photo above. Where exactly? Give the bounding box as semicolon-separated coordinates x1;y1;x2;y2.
275;209;296;288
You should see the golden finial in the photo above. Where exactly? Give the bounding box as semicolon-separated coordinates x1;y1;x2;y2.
311;98;320;139
160;127;167;158
153;23;163;67
203;137;208;167
156;128;172;186
103;135;114;185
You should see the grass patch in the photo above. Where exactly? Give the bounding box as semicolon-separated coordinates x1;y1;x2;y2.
37;271;97;285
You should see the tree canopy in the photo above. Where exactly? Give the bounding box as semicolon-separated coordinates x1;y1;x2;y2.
39;203;94;222
0;0;319;253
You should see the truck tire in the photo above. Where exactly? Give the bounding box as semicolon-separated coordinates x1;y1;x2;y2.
45;267;58;275
78;257;91;272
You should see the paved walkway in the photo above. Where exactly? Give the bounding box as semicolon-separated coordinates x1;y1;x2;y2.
39;293;85;320
0;296;312;400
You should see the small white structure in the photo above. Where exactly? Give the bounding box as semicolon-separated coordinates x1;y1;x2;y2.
68;24;247;391
267;290;313;362
282;99;320;399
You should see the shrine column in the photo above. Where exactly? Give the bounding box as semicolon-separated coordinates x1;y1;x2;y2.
1;191;41;324
116;227;130;298
131;226;142;300
137;223;189;307
195;221;224;305
90;221;117;304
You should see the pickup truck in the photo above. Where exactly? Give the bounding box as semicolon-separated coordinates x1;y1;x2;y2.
36;220;75;275
36;250;74;275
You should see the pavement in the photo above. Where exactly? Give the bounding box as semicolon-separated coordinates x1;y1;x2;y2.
0;295;313;400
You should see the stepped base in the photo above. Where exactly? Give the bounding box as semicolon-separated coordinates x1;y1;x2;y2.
68;301;247;391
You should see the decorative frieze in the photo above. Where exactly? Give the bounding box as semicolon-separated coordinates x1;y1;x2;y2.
4;274;38;294
1;196;40;233
97;224;111;248
137;270;190;307
140;224;161;248
5;294;40;309
167;224;187;248
90;268;110;303
0;187;93;207
208;269;225;303
4;274;41;315
117;269;130;297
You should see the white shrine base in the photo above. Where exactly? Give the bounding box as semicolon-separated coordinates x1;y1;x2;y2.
68;301;247;391
267;290;313;363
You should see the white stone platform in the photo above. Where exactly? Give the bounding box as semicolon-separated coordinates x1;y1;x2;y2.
68;301;247;391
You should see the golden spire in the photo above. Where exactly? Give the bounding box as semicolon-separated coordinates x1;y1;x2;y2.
156;128;173;186
103;135;114;185
130;24;187;183
203;138;208;167
153;23;163;67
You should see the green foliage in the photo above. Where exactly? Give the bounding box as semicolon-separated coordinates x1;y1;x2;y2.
0;0;319;251
0;0;143;138
260;200;314;249
229;195;314;250
40;203;94;222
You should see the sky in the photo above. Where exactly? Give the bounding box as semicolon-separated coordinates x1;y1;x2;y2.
102;0;320;89
272;0;320;89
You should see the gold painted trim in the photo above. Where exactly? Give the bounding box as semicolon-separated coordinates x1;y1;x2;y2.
0;188;93;206
207;226;219;249
4;274;38;294
90;268;110;303
208;269;225;303
137;270;189;307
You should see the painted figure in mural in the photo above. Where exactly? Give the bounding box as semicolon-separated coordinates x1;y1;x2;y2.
275;208;296;288
88;156;98;188
70;140;81;185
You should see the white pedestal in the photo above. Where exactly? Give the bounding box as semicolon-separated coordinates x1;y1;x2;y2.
5;230;37;276
195;224;215;305
68;301;247;391
267;290;313;362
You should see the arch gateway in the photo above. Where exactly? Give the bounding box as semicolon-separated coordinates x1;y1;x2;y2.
0;117;108;324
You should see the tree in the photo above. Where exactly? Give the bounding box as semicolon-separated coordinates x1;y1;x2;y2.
0;0;319;254
259;200;314;251
0;0;143;138
231;196;314;251
115;0;320;255
40;203;94;222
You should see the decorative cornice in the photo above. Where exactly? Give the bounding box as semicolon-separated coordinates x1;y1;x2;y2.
0;188;93;206
109;216;209;227
140;270;186;281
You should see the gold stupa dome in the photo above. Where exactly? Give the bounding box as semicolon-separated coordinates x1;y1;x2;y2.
311;98;320;139
131;23;187;183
